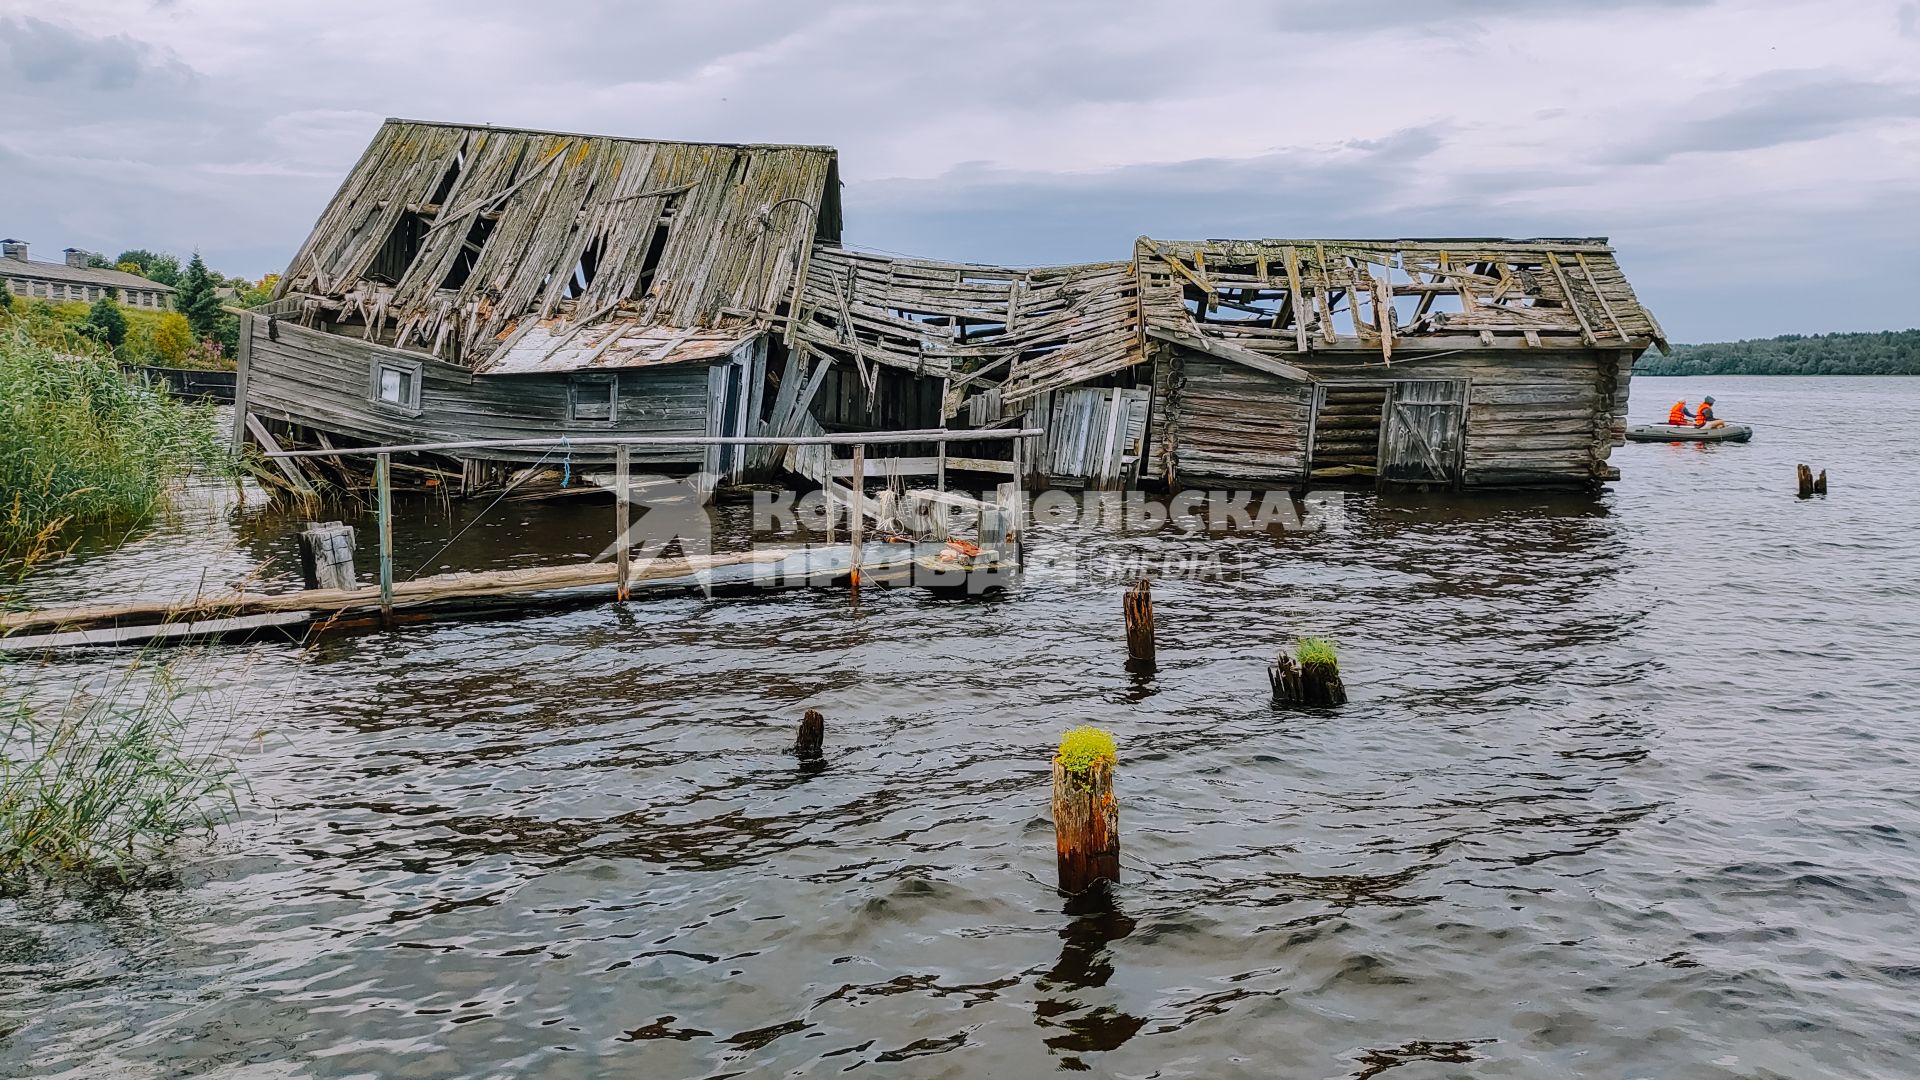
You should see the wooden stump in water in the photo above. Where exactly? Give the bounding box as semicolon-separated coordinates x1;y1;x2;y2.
297;521;357;590
795;709;825;767
1797;464;1815;499
1814;469;1827;495
1123;579;1156;674
1270;640;1347;707
1052;727;1119;895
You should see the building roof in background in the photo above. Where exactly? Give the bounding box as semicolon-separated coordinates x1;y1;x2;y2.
276;118;842;372
0;255;176;293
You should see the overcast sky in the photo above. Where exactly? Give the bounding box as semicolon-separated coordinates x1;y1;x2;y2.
3;0;1915;341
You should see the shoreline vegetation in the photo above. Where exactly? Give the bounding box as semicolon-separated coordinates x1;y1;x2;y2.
0;311;231;572
1;652;255;893
1637;329;1918;376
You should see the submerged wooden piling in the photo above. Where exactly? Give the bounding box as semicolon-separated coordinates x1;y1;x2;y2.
795;708;825;767
1271;637;1347;707
1814;469;1827;495
297;521;357;590
614;445;631;602
1797;464;1815;498
849;444;865;594
1052;727;1120;895
375;453;394;628
1123;579;1156;674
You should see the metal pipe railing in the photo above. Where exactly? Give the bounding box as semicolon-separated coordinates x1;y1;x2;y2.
257;427;1043;459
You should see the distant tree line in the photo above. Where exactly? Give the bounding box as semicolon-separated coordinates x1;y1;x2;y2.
1;247;279;370
1637;329;1920;376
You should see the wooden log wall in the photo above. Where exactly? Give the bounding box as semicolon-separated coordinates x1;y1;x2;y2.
243;317;711;465
1151;343;1627;488
1158;355;1314;486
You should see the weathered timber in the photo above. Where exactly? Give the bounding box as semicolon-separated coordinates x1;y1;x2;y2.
795;709;825;768
1271;644;1347;707
297;522;358;590
1797;464;1827;498
0;546;959;639
1123;578;1156;675
1052;751;1119;895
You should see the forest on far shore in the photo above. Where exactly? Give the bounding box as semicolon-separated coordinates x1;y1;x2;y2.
1636;329;1919;375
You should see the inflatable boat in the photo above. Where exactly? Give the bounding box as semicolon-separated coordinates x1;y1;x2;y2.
1624;422;1753;443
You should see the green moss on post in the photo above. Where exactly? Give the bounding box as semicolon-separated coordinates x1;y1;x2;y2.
1052;726;1119;894
1271;637;1347;707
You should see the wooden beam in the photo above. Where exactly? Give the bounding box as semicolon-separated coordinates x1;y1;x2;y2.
1282;245;1309;353
1574;252;1630;343
1145;327;1313;383
1543;253;1599;347
375;452;393;627
243;413;317;498
231;312;254;453
827;455;1015;478
614;444;630;602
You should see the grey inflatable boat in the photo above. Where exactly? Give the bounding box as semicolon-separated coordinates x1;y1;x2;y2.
1625;422;1754;443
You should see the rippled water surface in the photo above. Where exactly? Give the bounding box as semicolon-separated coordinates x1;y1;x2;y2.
4;376;1919;1078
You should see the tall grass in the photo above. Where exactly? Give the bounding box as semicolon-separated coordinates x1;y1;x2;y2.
1;655;253;889
0;321;228;569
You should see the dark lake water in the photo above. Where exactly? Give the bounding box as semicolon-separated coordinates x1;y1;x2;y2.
4;376;1919;1078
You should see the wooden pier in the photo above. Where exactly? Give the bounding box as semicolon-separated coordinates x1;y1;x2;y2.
3;428;1034;652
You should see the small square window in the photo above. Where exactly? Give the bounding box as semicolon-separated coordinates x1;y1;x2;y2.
369;357;423;414
569;374;617;422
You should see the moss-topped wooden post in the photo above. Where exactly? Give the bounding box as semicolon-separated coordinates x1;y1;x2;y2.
1271;637;1347;707
1052;726;1119;894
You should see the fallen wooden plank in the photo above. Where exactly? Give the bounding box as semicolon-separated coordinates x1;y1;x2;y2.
245;413;317;498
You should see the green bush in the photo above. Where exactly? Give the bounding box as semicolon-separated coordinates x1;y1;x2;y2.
80;296;128;349
0;322;229;566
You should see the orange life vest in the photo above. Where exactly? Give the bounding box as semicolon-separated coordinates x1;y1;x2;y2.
1667;401;1689;425
1694;402;1714;425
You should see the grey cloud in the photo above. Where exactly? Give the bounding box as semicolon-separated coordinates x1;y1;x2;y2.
1271;0;1714;33
1607;72;1920;165
0;15;194;92
843;124;1457;266
841;128;1919;341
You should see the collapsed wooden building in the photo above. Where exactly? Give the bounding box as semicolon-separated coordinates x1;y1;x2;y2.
236;119;841;489
238;118;1667;496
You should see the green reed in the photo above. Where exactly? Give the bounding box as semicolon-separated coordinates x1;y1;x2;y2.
0;322;229;569
0;655;252;889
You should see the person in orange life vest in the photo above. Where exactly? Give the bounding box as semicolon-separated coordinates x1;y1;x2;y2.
1694;395;1725;429
1667;400;1693;426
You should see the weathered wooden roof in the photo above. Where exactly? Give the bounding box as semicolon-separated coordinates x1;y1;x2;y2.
791;246;1143;418
1136;236;1668;360
476;319;754;375
275;119;840;371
